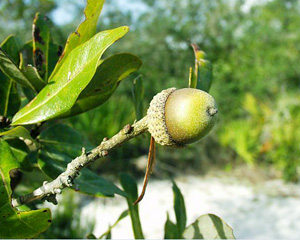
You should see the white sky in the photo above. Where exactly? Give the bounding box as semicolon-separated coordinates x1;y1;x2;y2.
51;0;148;26
51;0;271;26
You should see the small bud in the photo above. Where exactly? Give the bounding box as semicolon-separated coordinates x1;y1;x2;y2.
66;176;73;186
103;137;109;141
102;150;109;157
81;147;86;155
54;188;62;194
123;124;132;134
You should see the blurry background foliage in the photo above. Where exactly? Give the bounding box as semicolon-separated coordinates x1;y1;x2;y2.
0;0;299;182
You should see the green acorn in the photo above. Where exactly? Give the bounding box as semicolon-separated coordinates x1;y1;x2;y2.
147;88;218;147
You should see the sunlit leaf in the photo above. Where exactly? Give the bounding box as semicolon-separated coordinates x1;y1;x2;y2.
62;53;142;117
0;140;51;238
0;126;35;142
12;26;129;125
183;214;235;239
50;0;106;78
190;44;213;92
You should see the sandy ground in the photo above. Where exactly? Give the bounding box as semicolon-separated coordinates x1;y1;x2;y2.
75;175;300;239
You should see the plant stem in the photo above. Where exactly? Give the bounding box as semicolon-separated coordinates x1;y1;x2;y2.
11;117;148;208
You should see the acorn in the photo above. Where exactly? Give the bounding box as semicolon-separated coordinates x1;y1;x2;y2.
134;87;218;205
147;88;218;147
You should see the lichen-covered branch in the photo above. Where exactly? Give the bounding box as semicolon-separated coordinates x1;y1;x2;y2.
11;117;148;208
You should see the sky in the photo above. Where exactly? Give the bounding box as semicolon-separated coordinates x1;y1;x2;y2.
50;0;85;25
16;0;270;26
50;0;270;27
51;0;148;26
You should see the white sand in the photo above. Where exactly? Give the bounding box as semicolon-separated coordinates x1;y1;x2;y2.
78;176;300;239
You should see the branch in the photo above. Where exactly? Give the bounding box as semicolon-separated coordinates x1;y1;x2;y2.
11;117;148;208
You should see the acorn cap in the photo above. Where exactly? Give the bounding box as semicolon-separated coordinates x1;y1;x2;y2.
147;88;179;147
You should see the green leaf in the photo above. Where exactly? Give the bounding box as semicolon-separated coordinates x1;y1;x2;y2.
0;140;51;238
172;180;187;238
86;233;97;239
19;41;45;92
5;138;33;172
183;214;235;239
23;65;46;91
113;209;129;226
197;61;212;92
119;173;144;239
190;44;213;92
33;13;60;81
38;146;125;198
50;0;105;78
20;41;34;67
0;140;20;189
0;36;22;118
62;53;142;117
132;75;144;120
0;126;35;142
0;38;44;93
0;71;21;118
101;230;111;240
12;26;129;125
99;210;129;239
39;123;93;156
22;86;36;102
0;48;38;91
164;213;179;239
38;123;125;197
1;35;22;64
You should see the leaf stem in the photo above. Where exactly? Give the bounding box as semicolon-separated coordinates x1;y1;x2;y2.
11;116;148;208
